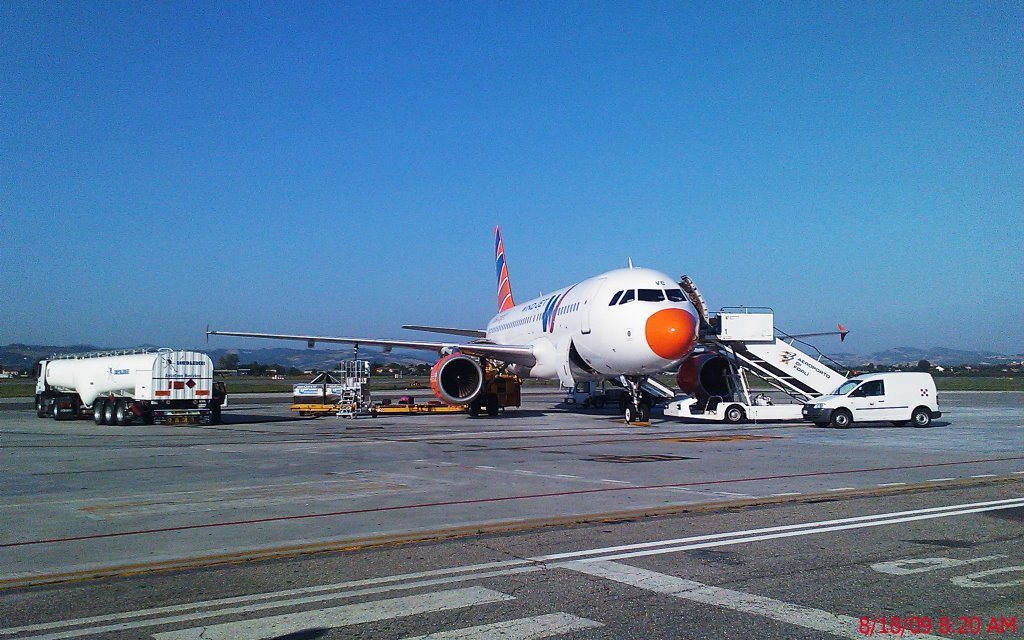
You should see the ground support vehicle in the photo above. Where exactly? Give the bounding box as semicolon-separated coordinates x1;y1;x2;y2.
802;372;942;428
466;373;521;417
34;349;223;425
290;362;370;417
665;308;848;423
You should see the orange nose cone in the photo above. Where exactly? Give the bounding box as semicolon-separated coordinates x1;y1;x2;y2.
645;308;697;360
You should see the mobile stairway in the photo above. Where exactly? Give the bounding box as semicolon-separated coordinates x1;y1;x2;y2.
665;302;851;423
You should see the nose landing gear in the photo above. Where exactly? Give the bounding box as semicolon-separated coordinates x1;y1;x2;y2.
620;375;652;424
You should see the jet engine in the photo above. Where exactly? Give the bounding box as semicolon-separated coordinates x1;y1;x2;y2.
430;353;485;405
676;353;734;401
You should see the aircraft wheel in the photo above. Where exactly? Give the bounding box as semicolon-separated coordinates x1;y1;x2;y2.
911;407;932;427
638;401;651;423
468;400;481;417
724;404;746;424
94;399;107;425
487;395;499;417
103;400;117;425
592;396;606;409
624;403;638;423
830;409;852;429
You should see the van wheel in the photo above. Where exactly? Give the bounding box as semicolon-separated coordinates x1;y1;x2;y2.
93;400;107;425
724;404;745;424
912;407;932;427
830;409;852;429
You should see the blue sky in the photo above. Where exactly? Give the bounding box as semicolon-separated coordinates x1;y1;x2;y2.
2;2;1021;354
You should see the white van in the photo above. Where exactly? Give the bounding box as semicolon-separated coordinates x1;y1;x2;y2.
802;372;941;428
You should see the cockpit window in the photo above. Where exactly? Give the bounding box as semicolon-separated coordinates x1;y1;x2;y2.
665;289;687;302
638;289;665;302
618;289;635;304
608;291;623;306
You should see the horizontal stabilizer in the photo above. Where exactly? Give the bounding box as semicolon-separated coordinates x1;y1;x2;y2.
402;325;487;338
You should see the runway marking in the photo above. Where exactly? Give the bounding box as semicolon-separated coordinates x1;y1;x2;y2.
475;465;496;470
828;487;857;492
5;498;1024;639
599;479;629;484
970;474;997;478
769;492;801;497
567;561;948;639
926;478;956;482
399;613;603;639
1012;471;1024;474
877;482;906;487
5;456;1023;548
712;491;753;497
151;587;513;640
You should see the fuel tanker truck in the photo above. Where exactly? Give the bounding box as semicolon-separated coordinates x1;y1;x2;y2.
33;349;225;425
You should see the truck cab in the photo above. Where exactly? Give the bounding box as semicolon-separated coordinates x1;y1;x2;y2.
802;372;941;428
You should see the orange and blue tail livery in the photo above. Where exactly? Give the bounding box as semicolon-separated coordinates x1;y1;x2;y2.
494;226;516;312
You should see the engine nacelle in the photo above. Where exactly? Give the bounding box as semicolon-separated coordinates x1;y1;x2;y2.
430;353;485;405
676;353;734;401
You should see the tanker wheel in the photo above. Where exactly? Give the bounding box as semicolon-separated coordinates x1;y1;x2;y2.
103;400;117;425
36;396;47;418
93;400;106;425
210;405;222;425
468;400;481;417
143;410;155;425
115;400;132;426
487;394;500;416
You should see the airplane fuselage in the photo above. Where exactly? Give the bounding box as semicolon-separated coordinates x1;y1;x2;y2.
484;267;698;385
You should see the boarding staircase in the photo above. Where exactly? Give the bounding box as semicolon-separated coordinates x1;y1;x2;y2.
706;308;850;402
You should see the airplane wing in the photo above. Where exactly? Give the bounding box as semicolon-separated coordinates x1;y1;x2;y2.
401;325;488;338
206;329;536;367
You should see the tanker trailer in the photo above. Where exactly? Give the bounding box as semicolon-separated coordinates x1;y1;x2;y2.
34;349;223;425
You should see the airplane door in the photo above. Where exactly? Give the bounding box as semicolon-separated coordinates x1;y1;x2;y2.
581;277;606;335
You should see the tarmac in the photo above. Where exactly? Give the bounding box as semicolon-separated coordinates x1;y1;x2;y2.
1;389;1021;590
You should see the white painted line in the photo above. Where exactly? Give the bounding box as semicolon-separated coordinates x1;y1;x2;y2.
600;479;629;484
516;470;537;475
876;482;906;487
769;492;801;497
568;561;947;640
474;465;496;470
970;474;997;478
152;587;514;640
926;478;956;482
713;491;753;498
557;500;1024;564
399;613;603;640
555;474;579;479
828;487;857;492
11;497;1024;639
1012;470;1024;474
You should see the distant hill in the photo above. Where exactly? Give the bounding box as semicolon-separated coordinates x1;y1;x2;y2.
830;347;1022;367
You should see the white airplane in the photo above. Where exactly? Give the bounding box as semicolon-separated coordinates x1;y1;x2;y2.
208;227;700;422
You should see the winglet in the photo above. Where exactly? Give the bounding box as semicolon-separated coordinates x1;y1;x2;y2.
838;323;849;342
494;226;516;312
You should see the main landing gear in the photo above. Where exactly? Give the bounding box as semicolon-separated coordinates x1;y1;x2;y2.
620;376;652;424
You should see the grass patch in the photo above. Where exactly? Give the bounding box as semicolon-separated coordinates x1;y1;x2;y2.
935;377;1024;391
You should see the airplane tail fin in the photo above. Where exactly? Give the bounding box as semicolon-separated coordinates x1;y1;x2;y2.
494;226;516;312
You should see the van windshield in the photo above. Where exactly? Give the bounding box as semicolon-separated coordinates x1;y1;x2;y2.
834;380;861;396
